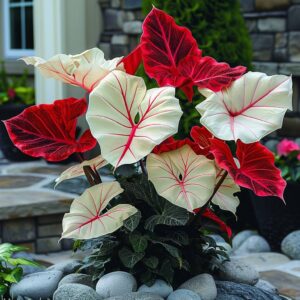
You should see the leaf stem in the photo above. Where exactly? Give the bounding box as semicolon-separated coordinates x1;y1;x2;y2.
140;159;147;176
83;165;102;186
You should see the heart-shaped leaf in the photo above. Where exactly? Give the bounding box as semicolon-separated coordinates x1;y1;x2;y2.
197;72;293;143
87;70;182;168
210;139;286;200
22;48;124;92
121;45;143;75
55;155;107;186
147;144;216;212
61;182;137;239
4;98;97;161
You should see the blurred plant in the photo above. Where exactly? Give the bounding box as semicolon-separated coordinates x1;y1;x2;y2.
275;139;300;182
0;243;39;296
0;61;35;106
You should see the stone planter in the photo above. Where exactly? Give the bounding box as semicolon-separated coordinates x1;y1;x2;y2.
0;103;37;161
250;182;300;251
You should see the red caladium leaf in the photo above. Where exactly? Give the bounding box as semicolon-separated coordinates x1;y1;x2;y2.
202;208;232;239
120;44;143;75
190;126;215;158
152;137;193;154
210;139;286;200
4;98;97;162
141;8;246;101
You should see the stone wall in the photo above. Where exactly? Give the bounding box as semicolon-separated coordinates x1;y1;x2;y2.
0;214;72;254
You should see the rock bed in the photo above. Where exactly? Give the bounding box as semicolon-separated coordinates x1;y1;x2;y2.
9;229;300;299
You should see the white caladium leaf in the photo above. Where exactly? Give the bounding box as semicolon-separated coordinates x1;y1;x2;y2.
196;72;293;143
86;70;183;168
212;166;240;215
55;155;108;186
22;48;123;92
62;182;137;239
147;144;216;212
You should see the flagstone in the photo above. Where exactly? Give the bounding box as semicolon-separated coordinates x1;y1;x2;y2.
0;175;45;188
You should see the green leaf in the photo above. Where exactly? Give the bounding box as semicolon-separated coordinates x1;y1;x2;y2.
0;267;23;283
157;259;174;283
123;211;142;232
7;258;40;267
0;284;7;296
118;247;144;268
140;269;156;286
129;233;148;253
143;256;159;269
145;202;189;231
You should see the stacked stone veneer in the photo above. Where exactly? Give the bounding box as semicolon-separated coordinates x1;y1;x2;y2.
0;214;72;253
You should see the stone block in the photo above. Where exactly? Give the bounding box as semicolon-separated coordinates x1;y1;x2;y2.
111;44;129;57
279;62;300;75
111;34;129;45
253;62;279;74
104;9;125;31
134;10;143;21
289;32;300;62
257;18;286;32
36;237;61;253
38;224;62;237
16;242;36;253
245;19;257;33
274;48;288;61
99;42;111;58
38;214;63;225
288;5;300;30
240;0;255;12
111;0;121;8
122;0;142;10
275;32;288;48
61;239;74;250
123;21;142;34
255;0;291;11
251;34;274;61
125;11;135;22
2;219;36;242
98;0;110;8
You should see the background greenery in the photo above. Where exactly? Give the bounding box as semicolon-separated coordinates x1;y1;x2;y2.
141;0;253;136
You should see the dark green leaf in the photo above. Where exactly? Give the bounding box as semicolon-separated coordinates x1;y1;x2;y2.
0;284;7;296
0;267;23;283
129;233;148;253
124;211;142;232
157;259;174;283
143;256;159;269
140;269;156;285
118;247;144;268
7;258;40;267
145;202;189;231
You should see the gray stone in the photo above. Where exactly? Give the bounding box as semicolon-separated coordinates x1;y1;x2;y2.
96;271;137;298
274;48;288;61
53;283;101;300
104;9;125;31
12;252;44;275
105;292;163;300
240;0;255;12
232;230;258;250
123;21;142;34
99;43;111;59
111;45;129;57
125;11;135;22
38;214;63;225
10;270;63;299
219;259;259;285
138;279;173;298
279;62;300;75
111;0;121;8
123;0;142;10
2;219;36;243
111;35;129;45
58;273;94;288
289;32;300;62
215;281;283;300
47;260;82;274
251;34;274;61
217;243;232;254
36;237;61;253
245;20;257;33
38;223;62;237
255;0;291;11
232;235;271;255
253;62;278;74
281;230;300;259
275;32;288;48
208;234;225;244
61;238;74;250
167;289;201;300
179;274;217;300
257;18;286;32
288;5;300;30
255;279;278;294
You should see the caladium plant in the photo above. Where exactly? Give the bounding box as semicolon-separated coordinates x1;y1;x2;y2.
4;7;293;286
